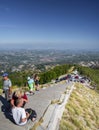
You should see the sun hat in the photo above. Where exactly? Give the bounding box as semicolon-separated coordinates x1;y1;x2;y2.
27;77;30;80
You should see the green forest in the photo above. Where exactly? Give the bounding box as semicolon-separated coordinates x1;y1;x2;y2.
0;64;99;91
75;65;99;91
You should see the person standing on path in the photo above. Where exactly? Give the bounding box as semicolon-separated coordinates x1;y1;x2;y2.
27;76;35;95
34;74;40;91
2;72;12;101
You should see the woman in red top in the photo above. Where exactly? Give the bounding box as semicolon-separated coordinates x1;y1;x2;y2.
11;90;28;108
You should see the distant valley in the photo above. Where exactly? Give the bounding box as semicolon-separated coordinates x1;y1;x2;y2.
0;49;99;73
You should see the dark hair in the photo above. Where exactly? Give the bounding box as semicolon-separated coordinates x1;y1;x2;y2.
34;74;39;80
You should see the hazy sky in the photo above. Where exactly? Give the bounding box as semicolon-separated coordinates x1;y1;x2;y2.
0;0;99;50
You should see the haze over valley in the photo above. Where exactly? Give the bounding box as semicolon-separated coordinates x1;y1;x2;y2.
0;49;99;73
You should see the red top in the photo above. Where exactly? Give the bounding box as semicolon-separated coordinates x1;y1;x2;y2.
22;93;28;100
12;92;28;100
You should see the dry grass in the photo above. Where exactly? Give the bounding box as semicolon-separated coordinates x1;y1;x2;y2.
59;83;99;130
0;89;3;94
30;117;43;130
51;99;60;104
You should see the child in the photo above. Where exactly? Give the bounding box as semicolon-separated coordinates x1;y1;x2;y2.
27;77;35;95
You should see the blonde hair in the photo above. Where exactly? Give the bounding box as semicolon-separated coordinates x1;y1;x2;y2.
14;90;24;97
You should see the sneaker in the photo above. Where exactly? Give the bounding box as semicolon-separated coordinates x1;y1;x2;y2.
29;92;34;96
26;92;30;95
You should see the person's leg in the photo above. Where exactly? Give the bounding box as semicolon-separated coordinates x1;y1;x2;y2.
30;87;35;95
36;84;39;91
33;85;35;91
5;89;9;101
4;90;11;112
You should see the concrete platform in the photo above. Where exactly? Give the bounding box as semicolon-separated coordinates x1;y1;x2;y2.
0;82;72;130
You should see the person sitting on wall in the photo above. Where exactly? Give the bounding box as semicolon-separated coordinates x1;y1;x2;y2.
12;98;37;125
11;90;28;108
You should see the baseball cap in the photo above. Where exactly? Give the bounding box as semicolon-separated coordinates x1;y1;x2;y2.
2;73;8;77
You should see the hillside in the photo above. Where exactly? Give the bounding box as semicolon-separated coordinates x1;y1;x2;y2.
59;83;99;130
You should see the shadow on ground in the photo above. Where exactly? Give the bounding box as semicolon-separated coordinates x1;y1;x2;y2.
0;95;15;124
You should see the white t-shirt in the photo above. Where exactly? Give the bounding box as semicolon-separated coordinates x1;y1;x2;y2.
12;107;27;125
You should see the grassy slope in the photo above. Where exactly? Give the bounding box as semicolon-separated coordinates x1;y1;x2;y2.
59;83;99;130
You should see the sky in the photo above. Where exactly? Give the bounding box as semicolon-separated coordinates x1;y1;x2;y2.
0;0;99;50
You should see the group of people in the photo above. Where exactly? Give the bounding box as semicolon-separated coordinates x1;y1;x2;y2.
2;72;38;126
27;74;40;95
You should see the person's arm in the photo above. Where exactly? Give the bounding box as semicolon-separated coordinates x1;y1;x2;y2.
10;99;15;107
23;98;28;102
8;79;12;94
22;94;28;103
21;118;27;122
21;111;30;122
9;87;12;94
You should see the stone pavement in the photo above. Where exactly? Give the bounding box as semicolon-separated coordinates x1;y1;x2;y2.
0;81;72;130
